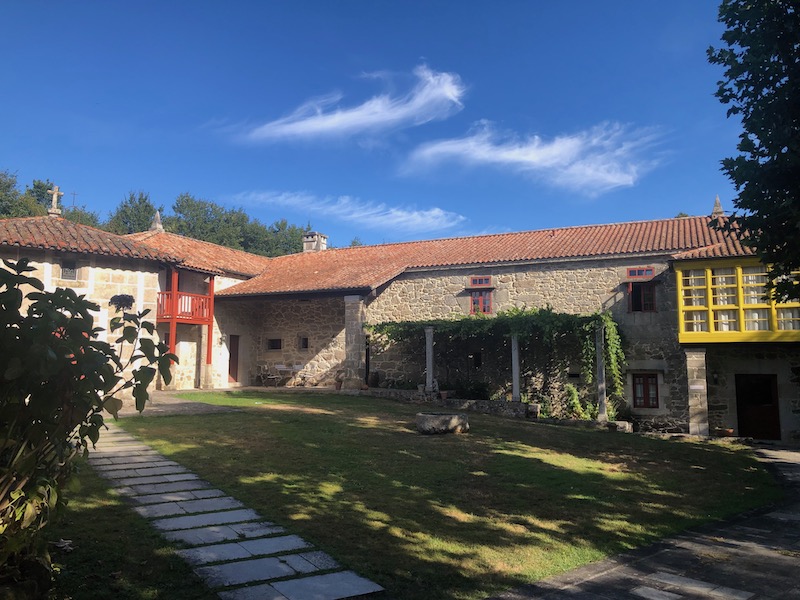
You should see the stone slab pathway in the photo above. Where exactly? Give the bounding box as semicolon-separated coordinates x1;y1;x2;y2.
89;425;384;600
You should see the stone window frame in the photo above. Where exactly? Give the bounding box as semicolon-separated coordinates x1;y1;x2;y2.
297;335;310;351
632;372;659;408
266;338;283;351
60;258;79;281
470;290;492;314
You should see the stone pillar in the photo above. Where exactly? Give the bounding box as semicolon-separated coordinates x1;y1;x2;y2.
511;333;521;402
424;326;434;392
596;323;608;423
341;295;366;389
685;348;709;436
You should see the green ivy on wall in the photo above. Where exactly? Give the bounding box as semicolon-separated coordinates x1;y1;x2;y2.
369;307;627;403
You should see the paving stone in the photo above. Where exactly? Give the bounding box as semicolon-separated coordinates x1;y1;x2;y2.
130;489;225;505
298;551;340;571
648;571;754;598
152;509;261;531
92;460;176;473
175;496;243;513
631;586;682;600
271;571;384;600
195;556;296;587
177;542;252;565
133;502;187;519
238;535;310;556
162;522;283;546
230;521;286;538
101;465;188;478
114;472;198;486
124;480;213;496
279;553;318;574
218;583;289;600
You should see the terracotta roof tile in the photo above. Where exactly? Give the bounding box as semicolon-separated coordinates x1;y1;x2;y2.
219;215;754;297
0;217;178;262
126;230;272;277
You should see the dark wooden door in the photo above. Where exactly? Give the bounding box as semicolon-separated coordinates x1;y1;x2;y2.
736;374;780;440
228;335;240;383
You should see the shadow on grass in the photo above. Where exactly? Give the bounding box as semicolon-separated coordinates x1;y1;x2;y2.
119;391;781;600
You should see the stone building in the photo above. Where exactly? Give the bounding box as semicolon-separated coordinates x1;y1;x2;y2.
2;194;799;442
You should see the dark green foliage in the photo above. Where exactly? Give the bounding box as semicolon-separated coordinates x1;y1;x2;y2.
62;205;101;228
104;191;163;234
708;0;800;300
164;193;310;257
0;172;46;218
0;259;176;595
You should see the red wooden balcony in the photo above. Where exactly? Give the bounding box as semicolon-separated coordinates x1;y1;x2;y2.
157;292;211;324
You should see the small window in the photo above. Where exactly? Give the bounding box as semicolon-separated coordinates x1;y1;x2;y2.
61;260;77;281
629;282;656;312
627;266;655;280
633;373;659;408
467;275;493;288
298;336;310;350
470;290;492;314
266;338;282;351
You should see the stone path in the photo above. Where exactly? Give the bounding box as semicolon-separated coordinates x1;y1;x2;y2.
89;425;384;600
487;445;800;600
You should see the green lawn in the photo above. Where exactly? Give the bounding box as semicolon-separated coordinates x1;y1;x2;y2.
59;391;781;600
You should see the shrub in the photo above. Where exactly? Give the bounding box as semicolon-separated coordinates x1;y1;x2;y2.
0;259;175;596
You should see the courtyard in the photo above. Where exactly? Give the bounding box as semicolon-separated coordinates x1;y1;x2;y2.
50;391;782;600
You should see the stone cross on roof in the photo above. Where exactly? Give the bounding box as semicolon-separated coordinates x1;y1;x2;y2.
47;185;64;217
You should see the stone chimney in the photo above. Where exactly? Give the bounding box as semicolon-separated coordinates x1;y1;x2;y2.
303;232;328;252
711;195;724;218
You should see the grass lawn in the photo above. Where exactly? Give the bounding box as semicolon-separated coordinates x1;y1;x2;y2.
62;391;781;600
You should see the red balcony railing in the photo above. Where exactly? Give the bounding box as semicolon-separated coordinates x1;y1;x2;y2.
157;292;211;322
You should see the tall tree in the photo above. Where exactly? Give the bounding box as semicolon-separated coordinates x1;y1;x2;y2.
22;179;55;209
708;0;800;299
0;172;46;218
105;192;163;234
164;194;308;256
63;205;101;228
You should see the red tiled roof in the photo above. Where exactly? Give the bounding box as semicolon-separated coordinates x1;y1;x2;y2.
219;215;753;297
126;230;272;277
0;217;178;262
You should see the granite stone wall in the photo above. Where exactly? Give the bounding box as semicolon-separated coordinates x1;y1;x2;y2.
213;296;347;388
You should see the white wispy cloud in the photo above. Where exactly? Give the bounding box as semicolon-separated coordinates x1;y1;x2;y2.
233;190;466;234
242;65;465;142
406;121;661;195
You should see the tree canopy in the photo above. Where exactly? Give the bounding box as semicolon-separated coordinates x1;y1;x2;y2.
105;191;163;234
708;0;800;299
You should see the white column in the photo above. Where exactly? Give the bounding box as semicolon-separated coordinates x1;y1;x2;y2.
511;333;521;402
424;326;434;391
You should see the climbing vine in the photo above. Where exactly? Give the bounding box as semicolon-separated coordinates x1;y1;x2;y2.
369;307;627;408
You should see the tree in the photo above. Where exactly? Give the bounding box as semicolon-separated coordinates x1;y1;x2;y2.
164;194;309;256
62;205;101;228
0;172;46;219
350;236;364;247
708;0;800;300
0;259;175;594
105;191;163;234
22;179;55;210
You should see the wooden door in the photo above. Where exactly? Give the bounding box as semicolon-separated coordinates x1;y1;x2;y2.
228;335;240;383
736;374;780;440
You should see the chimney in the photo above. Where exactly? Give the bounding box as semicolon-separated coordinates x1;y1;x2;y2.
303;232;328;252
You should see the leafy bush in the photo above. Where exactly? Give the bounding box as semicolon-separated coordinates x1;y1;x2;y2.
0;259;175;596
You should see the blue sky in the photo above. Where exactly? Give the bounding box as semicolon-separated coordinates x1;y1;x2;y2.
1;2;738;246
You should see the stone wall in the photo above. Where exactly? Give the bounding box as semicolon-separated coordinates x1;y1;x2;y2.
213;296;347;388
364;257;690;428
706;344;800;443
